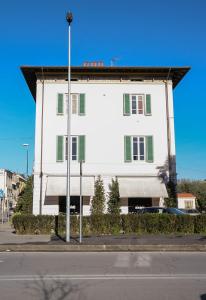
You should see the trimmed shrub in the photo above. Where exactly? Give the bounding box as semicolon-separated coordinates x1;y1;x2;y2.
122;214;141;234
175;215;194;234
12;213;206;236
103;214;122;234
91;176;105;215
70;215;79;235
139;214;161;234
90;214;106;234
82;216;91;236
12;214;54;234
158;214;177;234
107;179;121;215
194;214;206;234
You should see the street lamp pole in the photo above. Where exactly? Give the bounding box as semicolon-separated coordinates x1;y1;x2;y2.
22;144;29;177
66;11;73;243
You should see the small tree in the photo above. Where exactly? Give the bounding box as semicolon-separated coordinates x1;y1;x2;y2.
91;176;105;215
164;180;177;207
15;176;33;214
107;178;121;215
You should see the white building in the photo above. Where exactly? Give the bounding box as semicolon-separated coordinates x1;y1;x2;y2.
0;169;13;209
21;66;190;215
12;174;26;207
177;193;196;210
0;169;26;210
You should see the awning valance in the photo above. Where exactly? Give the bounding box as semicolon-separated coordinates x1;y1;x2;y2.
46;176;95;197
118;177;168;198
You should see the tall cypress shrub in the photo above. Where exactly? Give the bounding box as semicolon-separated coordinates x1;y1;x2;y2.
107;178;121;215
90;175;105;215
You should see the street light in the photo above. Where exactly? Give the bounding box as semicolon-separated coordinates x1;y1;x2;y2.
22;143;29;177
66;11;73;243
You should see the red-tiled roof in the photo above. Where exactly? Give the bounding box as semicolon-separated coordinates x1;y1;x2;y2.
177;193;196;198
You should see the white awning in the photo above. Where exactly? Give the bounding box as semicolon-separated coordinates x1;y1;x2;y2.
118;177;168;198
46;176;95;197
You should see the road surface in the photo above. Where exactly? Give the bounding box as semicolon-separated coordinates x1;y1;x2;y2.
0;252;206;300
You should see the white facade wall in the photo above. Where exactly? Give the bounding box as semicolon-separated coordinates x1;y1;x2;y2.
177;197;196;209
33;80;175;215
0;169;14;210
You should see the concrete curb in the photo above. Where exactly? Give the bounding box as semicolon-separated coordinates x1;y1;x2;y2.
1;244;206;252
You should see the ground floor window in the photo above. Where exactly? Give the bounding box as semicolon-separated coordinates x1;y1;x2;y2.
128;197;152;213
184;200;193;209
59;196;81;214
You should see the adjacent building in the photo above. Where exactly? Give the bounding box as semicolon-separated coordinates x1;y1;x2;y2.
0;169;26;210
177;193;196;210
21;66;190;215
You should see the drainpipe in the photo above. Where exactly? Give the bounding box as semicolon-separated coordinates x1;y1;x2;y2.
39;68;45;215
164;79;172;179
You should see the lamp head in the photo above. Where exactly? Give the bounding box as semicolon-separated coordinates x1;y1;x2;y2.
66;12;73;25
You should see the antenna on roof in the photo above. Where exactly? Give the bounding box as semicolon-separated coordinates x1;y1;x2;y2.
110;57;120;67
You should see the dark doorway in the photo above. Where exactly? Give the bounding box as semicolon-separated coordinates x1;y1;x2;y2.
128;198;152;213
59;196;81;214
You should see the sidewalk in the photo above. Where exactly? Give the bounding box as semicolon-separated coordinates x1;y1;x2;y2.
0;222;206;252
0;222;50;244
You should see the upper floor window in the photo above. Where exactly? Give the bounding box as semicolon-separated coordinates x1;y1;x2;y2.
124;135;153;163
131;95;144;115
72;94;78;114
132;136;145;161
57;93;86;116
123;94;152;116
56;135;85;162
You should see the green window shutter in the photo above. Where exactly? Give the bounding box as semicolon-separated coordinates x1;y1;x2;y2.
123;94;130;115
124;136;132;162
78;135;85;162
57;94;64;115
79;94;85;115
146;136;154;163
145;94;152;115
57;136;64;162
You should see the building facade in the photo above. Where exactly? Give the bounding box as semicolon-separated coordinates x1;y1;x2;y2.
0;169;26;211
177;193;196;210
21;66;190;215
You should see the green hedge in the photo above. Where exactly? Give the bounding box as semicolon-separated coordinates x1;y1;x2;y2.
12;214;55;234
12;213;206;235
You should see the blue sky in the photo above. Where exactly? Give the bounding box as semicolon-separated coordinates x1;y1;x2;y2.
0;0;205;179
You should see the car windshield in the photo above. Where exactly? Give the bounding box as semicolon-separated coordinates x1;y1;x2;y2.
166;208;186;215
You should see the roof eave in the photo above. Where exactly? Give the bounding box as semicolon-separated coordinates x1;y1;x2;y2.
20;66;191;101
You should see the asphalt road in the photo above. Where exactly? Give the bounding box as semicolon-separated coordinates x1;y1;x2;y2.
0;252;206;300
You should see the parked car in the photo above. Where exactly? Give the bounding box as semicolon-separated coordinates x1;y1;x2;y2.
178;209;200;216
164;207;186;215
140;207;186;215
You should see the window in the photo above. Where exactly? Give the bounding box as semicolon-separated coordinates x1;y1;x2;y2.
131;95;144;115
65;93;85;115
124;135;153;163
72;137;77;161
185;200;193;209
57;94;64;115
132;137;145;161
64;135;85;162
72;94;78;114
65;136;78;161
123;94;151;116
